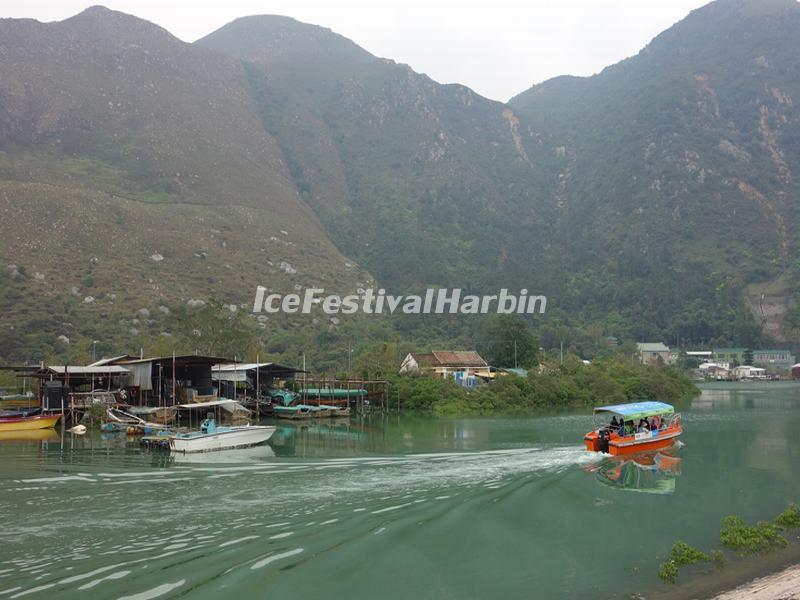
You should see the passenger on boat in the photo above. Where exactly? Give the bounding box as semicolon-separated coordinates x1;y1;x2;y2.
624;421;635;436
610;416;620;430
637;420;650;433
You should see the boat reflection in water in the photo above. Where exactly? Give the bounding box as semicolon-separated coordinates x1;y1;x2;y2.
170;443;276;464
0;428;60;443
594;451;682;494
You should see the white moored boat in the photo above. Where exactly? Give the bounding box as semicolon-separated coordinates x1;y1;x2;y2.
170;418;275;453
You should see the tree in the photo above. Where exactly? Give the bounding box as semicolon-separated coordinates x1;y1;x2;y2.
478;315;539;368
743;349;754;366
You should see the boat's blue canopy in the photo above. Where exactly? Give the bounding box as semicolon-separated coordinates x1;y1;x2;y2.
593;401;674;420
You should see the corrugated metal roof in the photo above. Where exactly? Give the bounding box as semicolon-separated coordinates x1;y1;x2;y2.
637;343;670;352
88;355;133;367
212;362;304;372
118;355;232;365
47;366;130;375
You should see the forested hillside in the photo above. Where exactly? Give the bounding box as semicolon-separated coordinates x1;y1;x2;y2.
1;0;798;365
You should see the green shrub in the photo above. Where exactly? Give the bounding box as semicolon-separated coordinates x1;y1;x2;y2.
720;515;787;554
658;560;678;584
775;503;800;530
668;541;709;566
83;402;108;427
658;541;713;584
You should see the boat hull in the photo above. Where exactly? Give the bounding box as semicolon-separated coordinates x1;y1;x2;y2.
585;427;682;456
274;405;339;419
608;432;681;456
0;413;61;432
170;425;275;453
274;406;314;420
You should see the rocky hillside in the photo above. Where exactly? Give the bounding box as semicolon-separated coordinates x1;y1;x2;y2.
0;7;370;362
198;16;558;290
510;0;800;341
1;0;799;363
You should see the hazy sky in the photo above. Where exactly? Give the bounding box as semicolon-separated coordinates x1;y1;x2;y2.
3;0;710;100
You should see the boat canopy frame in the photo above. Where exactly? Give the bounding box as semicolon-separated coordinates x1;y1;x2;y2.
593;401;675;422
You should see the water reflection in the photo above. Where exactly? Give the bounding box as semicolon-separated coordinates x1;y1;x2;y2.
0;428;59;443
594;451;682;494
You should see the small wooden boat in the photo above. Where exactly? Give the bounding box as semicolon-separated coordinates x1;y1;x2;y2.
169;418;275;453
0;410;61;432
273;404;314;420
126;405;177;424
319;404;351;417
273;404;336;419
584;401;682;456
103;408;169;435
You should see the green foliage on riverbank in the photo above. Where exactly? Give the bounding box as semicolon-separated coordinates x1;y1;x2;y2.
720;516;787;555
657;542;722;584
390;357;698;415
658;502;800;585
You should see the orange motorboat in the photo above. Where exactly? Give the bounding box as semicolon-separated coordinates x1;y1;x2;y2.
584;401;682;456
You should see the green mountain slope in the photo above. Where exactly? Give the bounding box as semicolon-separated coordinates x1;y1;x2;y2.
2;0;799;365
0;7;370;362
199;4;794;346
197;16;562;290
509;0;800;342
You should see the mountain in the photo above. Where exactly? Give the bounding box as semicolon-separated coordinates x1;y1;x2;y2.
197;16;560;290
0;7;370;362
199;2;798;346
1;1;799;364
509;0;800;342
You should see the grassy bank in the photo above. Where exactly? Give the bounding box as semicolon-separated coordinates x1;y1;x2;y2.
390;357;699;416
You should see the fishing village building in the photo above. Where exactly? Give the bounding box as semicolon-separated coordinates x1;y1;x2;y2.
10;354;304;415
712;348;795;371
752;349;796;370
636;343;671;366
400;351;488;377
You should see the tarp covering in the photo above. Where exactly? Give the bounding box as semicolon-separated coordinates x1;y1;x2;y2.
593;401;674;420
211;369;249;383
211;363;304;382
176;399;250;414
301;388;367;398
127;362;152;391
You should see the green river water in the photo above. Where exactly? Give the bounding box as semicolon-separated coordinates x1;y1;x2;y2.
2;382;800;599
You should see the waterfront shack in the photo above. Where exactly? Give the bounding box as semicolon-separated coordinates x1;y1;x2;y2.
27;364;131;416
108;354;232;407
211;362;305;403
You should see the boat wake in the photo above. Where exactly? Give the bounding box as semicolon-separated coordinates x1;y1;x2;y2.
0;445;601;599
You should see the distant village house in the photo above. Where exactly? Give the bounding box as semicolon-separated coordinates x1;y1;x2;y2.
637;343;671;366
400;351;488;384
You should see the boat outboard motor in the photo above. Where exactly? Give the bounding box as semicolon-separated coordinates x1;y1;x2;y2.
598;429;610;453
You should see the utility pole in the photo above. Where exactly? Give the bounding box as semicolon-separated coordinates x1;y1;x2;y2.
560;341;564;365
514;340;518;369
91;340;98;393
